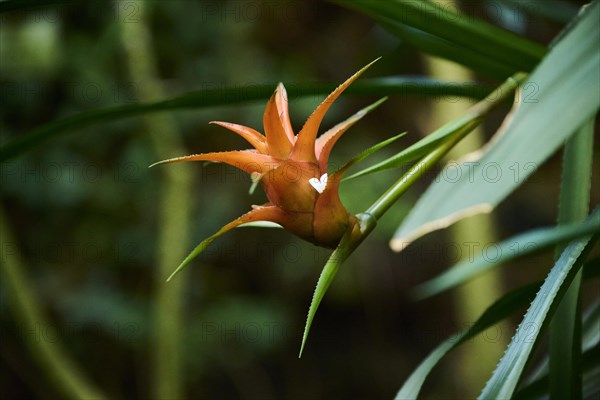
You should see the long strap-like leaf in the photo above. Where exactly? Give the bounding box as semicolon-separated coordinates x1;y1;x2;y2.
478;231;599;398
0;78;489;163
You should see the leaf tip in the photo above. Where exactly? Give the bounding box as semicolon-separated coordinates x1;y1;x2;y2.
165;268;179;283
298;342;306;359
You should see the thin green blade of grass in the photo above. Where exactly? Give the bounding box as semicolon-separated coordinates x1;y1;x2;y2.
411;210;600;300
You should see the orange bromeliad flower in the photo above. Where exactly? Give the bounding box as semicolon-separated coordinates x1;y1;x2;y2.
152;59;388;279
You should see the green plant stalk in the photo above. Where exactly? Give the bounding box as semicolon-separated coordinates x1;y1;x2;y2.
0;78;490;163
366;72;527;220
118;2;191;399
0;207;107;400
549;118;594;399
425;54;507;398
365;123;472;220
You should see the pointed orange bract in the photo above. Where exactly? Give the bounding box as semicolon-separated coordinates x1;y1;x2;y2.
149;150;280;175
291;57;380;163
315;98;384;172
229;204;316;246
210;121;267;154
263;84;294;158
274;83;295;142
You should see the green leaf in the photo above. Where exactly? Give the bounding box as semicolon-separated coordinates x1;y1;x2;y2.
582;297;600;351
392;2;600;247
395;260;600;399
335;131;407;176
337;0;546;71
298;235;350;358
411;209;600;300
514;343;600;400
299;213;376;357
396;281;539;399
163;206;290;282
479;231;599;399
582;360;600;400
515;259;600;389
549;114;595;400
344;114;481;181
361;16;517;79
0;78;489;163
346;70;527;181
165;232;223;283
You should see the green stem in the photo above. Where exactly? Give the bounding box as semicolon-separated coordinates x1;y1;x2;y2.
366;72;527;220
425;53;507;397
118;2;192;398
549;118;594;399
366;125;471;220
0;207;107;400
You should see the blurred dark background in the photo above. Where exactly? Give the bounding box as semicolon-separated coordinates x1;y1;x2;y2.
1;1;598;399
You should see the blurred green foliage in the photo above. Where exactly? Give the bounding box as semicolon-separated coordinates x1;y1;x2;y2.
1;1;597;399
